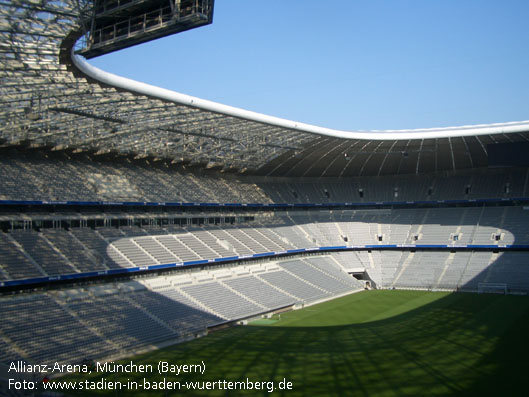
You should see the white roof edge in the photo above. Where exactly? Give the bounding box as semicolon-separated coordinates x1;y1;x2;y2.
73;53;529;141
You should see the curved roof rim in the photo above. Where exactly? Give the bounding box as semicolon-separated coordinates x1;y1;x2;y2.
73;54;529;141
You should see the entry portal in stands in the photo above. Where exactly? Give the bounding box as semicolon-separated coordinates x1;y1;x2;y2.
77;0;215;58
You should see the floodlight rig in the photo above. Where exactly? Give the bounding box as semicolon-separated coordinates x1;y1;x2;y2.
76;0;214;59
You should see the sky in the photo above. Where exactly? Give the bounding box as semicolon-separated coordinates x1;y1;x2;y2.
89;0;529;131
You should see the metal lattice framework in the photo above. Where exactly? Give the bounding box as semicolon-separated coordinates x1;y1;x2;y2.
0;0;314;173
1;0;529;176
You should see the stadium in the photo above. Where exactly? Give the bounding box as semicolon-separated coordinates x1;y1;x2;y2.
1;0;529;395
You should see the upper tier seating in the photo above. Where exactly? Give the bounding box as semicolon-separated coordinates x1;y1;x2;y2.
1;153;527;204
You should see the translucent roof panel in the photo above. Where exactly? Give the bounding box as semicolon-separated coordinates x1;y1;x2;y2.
1;0;529;177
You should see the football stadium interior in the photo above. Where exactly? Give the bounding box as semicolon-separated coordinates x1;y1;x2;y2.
1;0;529;395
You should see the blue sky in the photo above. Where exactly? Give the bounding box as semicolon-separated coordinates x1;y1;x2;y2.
89;0;529;130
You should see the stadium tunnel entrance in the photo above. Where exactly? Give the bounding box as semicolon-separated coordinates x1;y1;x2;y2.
350;271;374;289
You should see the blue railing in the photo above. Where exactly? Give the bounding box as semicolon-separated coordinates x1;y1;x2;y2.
0;196;528;209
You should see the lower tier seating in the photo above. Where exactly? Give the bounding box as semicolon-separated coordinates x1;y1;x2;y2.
0;249;527;368
0;256;363;366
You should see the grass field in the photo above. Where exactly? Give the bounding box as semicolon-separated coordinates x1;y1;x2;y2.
61;290;529;396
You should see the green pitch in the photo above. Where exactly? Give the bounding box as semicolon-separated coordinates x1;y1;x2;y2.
62;290;529;396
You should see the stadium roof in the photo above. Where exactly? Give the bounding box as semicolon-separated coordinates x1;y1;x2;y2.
2;0;529;177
